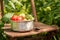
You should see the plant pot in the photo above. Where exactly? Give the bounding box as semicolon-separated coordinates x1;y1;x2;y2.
11;20;34;32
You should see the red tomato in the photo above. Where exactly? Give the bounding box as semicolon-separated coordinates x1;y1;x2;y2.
11;15;24;21
11;15;19;21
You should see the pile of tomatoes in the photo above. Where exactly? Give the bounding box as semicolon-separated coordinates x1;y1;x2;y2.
11;13;34;22
11;15;24;21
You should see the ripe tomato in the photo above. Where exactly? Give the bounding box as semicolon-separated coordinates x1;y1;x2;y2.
11;15;24;21
11;15;19;21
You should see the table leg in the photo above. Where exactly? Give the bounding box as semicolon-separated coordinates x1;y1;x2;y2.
45;30;58;40
9;37;17;40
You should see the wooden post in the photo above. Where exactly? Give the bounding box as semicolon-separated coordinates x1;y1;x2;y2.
0;0;2;21
0;0;4;17
30;0;38;22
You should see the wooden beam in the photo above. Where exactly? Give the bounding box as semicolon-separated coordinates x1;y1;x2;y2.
30;0;38;22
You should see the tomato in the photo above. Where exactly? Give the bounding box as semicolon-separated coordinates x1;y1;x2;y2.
11;15;24;21
11;15;18;21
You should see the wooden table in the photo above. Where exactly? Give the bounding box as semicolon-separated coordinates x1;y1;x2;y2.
3;22;59;40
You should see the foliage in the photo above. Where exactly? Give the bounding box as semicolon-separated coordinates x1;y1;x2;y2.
0;22;6;40
4;0;31;14
1;13;14;23
35;0;60;25
4;0;60;26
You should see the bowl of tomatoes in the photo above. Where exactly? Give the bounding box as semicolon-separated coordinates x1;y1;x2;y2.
11;14;34;32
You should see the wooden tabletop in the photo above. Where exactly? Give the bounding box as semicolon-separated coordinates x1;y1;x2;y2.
3;22;59;38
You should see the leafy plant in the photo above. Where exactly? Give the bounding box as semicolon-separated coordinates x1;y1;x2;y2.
34;0;60;26
4;0;60;25
4;0;31;14
0;22;6;40
1;13;14;23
